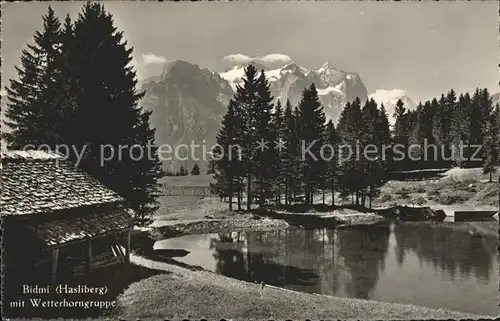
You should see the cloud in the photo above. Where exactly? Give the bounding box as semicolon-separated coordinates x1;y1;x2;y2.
369;89;409;104
223;54;254;65
258;54;292;65
142;53;167;65
223;53;293;67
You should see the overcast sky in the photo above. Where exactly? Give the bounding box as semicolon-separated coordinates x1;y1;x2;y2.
2;1;498;102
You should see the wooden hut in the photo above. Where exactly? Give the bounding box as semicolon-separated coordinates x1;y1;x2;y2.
1;150;134;285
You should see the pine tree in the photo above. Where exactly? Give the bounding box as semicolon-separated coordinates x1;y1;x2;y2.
375;103;392;172
281;100;301;205
252;71;278;207
483;104;500;181
360;98;386;207
191;163;201;175
405;109;419;170
49;14;78;149
441;89;457;162
4;6;64;148
464;88;493;167
296;84;327;205
325;120;338;206
128;110;165;223
66;3;164;220
231;65;261;211
392;99;410;171
336;98;363;204
376;104;391;146
213;100;243;210
450;93;471;167
273;100;285;204
432;94;446;144
420;100;435;144
444;89;457;142
393;99;408;145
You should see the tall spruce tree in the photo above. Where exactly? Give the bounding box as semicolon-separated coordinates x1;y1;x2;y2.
360;98;386;207
212;100;242;210
282;100;301;205
468;89;485;167
375;103;392;171
393;99;408;145
483;104;500;181
253;71;278;207
231;65;260;211
450;93;471;167
129;110;165;223
273;100;285;204
296;84;327;205
48;14;79;148
376;104;391;146
69;3;164;220
336;98;363;204
325;120;338;206
392;99;408;171
4;6;64;148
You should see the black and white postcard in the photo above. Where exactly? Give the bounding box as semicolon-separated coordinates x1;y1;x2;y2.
1;1;499;319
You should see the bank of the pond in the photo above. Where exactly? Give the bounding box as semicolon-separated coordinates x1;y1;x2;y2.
114;255;488;320
131;217;290;255
148;217;290;240
140;208;390;244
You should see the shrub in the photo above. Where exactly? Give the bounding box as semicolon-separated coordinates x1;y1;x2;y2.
414;196;427;206
398;188;411;199
414;186;426;193
427;188;440;196
436;191;470;205
379;194;393;203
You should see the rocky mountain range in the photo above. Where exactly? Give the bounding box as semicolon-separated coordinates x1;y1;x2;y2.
139;60;233;171
219;61;368;121
140;58;369;171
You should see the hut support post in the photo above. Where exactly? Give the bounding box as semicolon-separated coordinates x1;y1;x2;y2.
87;240;92;272
51;248;59;286
125;228;131;263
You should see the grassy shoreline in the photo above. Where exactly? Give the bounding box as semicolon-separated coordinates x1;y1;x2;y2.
114;254;490;320
118;168;498;320
123;216;497;320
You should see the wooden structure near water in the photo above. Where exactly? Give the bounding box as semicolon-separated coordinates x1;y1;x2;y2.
453;210;498;222
1;150;134;285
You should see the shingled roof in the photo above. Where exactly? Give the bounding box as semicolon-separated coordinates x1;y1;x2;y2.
1;150;124;216
27;207;133;247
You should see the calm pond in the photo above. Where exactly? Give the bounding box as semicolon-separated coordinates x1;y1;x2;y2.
155;222;499;316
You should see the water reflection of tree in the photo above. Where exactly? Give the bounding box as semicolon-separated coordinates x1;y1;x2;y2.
392;223;496;282
337;226;391;299
208;229;341;292
209;233;249;281
209;228;399;297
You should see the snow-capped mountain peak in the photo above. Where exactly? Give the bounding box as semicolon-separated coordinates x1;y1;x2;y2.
369;89;415;108
281;62;309;75
317;61;335;73
369;89;416;124
219;58;367;121
139;56;369;170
